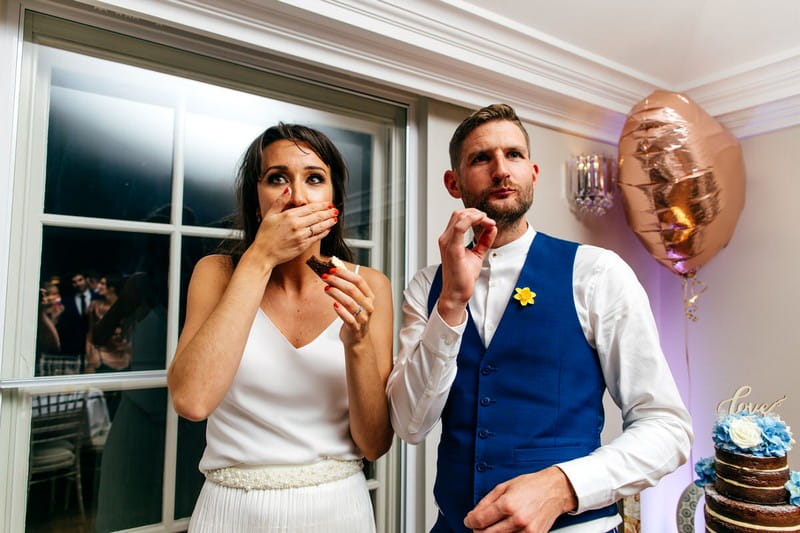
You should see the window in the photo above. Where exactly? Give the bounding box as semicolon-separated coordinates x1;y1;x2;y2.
2;12;406;532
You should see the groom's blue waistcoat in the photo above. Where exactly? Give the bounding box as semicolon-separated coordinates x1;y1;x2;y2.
427;233;618;532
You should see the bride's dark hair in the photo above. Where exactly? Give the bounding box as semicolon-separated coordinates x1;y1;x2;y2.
227;123;353;264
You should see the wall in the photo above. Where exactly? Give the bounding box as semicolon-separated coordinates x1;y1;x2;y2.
657;124;800;528
667;124;800;443
421;100;692;531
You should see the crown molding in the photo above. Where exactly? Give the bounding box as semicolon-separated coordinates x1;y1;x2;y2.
713;93;800;139
70;0;800;142
684;52;800;115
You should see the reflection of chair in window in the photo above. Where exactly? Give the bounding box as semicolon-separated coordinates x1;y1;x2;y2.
28;393;87;518
38;353;83;376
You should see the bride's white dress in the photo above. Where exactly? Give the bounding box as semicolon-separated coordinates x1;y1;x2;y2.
189;292;376;533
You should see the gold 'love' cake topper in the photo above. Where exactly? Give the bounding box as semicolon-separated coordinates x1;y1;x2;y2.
716;385;787;416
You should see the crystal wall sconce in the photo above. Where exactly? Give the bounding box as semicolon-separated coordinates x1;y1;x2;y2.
567;154;617;216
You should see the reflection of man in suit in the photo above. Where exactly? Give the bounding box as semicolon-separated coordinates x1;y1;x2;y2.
56;272;97;361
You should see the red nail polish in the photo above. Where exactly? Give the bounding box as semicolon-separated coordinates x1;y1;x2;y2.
322;273;328;280
328;204;335;209
329;267;336;274
333;209;339;215
333;217;338;223
324;285;331;291
334;302;339;309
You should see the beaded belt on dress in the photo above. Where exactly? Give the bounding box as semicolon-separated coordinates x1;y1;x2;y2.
204;458;363;490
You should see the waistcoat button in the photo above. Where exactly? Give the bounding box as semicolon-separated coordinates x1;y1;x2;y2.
476;462;487;472
480;397;492;407
478;429;489;439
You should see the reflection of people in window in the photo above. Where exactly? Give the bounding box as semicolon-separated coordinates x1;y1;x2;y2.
86;269;101;294
91;269;167;374
37;283;62;355
56;271;97;362
86;274;131;372
94;205;205;533
41;281;64;324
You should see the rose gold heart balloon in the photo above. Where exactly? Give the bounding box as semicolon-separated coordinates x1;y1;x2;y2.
618;90;745;276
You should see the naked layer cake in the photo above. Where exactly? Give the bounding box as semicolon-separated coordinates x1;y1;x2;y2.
696;409;800;532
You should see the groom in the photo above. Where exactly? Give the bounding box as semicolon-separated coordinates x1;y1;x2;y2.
387;103;692;532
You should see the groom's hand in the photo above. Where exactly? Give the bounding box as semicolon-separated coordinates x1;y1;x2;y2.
464;467;578;533
437;208;497;326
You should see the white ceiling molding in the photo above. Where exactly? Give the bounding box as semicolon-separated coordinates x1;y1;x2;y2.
684;52;800;116
72;0;800;142
714;94;800;139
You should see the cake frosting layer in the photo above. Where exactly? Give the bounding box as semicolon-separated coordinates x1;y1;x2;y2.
705;485;800;531
716;476;790;505
716;461;790;487
717;449;789;472
715;448;790;504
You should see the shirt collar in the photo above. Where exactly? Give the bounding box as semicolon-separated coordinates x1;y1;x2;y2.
490;223;536;258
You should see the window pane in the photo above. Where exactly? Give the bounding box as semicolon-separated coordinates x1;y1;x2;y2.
179;236;231;328
351;247;371;266
318;126;373;241
175;417;207;520
26;388;167;532
37;226;169;375
45;79;174;222
183;114;261;228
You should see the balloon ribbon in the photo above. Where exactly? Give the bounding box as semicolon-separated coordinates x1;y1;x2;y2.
682;273;706;322
683;272;706;474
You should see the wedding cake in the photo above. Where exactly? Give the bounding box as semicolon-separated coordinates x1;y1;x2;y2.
696;388;800;532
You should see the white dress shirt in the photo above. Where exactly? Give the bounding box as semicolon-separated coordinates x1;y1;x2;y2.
75;289;91;316
387;225;693;532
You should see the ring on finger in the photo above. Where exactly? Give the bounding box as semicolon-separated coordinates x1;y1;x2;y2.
353;305;363;317
308;226;314;238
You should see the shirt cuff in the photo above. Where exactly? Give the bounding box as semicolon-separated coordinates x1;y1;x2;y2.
557;455;613;513
419;299;466;358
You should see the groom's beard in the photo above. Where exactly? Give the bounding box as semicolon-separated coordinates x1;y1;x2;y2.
461;181;533;230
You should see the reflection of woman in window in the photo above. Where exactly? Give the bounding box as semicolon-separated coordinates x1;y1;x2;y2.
86;274;131;372
169;124;394;532
41;281;65;324
93;216;176;532
37;281;63;355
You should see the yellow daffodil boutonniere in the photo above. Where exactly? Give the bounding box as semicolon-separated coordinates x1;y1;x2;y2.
513;287;536;306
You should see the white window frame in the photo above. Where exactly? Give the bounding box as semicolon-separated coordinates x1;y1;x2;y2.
0;7;413;532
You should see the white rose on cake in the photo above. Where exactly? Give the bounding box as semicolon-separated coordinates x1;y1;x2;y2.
729;417;763;449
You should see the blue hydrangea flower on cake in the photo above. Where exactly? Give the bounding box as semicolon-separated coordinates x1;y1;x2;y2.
698;387;800;532
713;411;794;457
693;456;716;487
789;472;800;507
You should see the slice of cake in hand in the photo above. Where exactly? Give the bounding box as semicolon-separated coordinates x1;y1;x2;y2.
305;255;347;277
